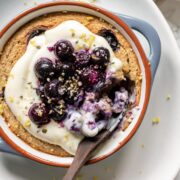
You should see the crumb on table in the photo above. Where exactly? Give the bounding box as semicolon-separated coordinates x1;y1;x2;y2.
92;176;99;180
105;166;112;173
166;94;171;101
140;144;144;149
76;174;83;180
152;117;160;125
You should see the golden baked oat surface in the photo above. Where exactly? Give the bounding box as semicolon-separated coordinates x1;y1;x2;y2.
0;12;141;157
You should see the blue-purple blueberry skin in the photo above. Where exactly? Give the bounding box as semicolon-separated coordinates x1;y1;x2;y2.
75;50;91;67
28;103;50;126
99;29;120;51
54;40;74;60
44;79;60;100
34;58;55;80
91;47;110;64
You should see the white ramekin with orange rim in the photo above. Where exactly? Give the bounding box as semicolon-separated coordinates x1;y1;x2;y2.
0;1;161;167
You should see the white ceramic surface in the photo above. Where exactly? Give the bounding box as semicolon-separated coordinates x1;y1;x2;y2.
0;0;180;180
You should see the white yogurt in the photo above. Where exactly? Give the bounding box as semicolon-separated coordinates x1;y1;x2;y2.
82;112;98;137
5;20;123;155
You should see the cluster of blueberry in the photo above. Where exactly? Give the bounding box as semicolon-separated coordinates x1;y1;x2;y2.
28;38;112;125
28;28;126;134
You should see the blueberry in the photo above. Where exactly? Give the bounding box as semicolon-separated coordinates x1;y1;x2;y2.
112;89;129;113
54;40;74;60
58;84;66;98
50;110;67;122
80;67;100;86
74;90;84;107
64;112;82;133
54;60;63;74
93;76;106;92
62;81;82;105
27;27;47;43
99;29;120;51
36;85;47;103
91;47;110;65
75;50;90;67
65;91;79;105
49;101;67;122
61;77;82;105
95;111;106;121
50;111;67;122
28;103;50;126
97;97;112;119
61;63;75;76
70;124;80;132
55;60;75;77
44;79;59;100
34;58;55;80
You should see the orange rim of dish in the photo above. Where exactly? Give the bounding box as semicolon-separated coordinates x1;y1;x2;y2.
0;1;151;167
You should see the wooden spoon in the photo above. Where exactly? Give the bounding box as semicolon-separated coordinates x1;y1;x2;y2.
63;113;123;180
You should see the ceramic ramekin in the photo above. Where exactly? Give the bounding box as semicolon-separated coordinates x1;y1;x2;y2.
0;1;161;167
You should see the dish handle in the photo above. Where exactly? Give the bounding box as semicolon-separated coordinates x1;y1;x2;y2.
117;14;161;80
0;137;18;155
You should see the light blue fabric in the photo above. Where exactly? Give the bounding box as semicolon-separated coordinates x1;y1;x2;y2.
0;137;19;155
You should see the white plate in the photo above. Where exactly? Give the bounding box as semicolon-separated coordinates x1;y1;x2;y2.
0;0;180;179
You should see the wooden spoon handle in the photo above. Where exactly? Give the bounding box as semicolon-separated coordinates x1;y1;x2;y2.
63;130;111;180
62;148;89;180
